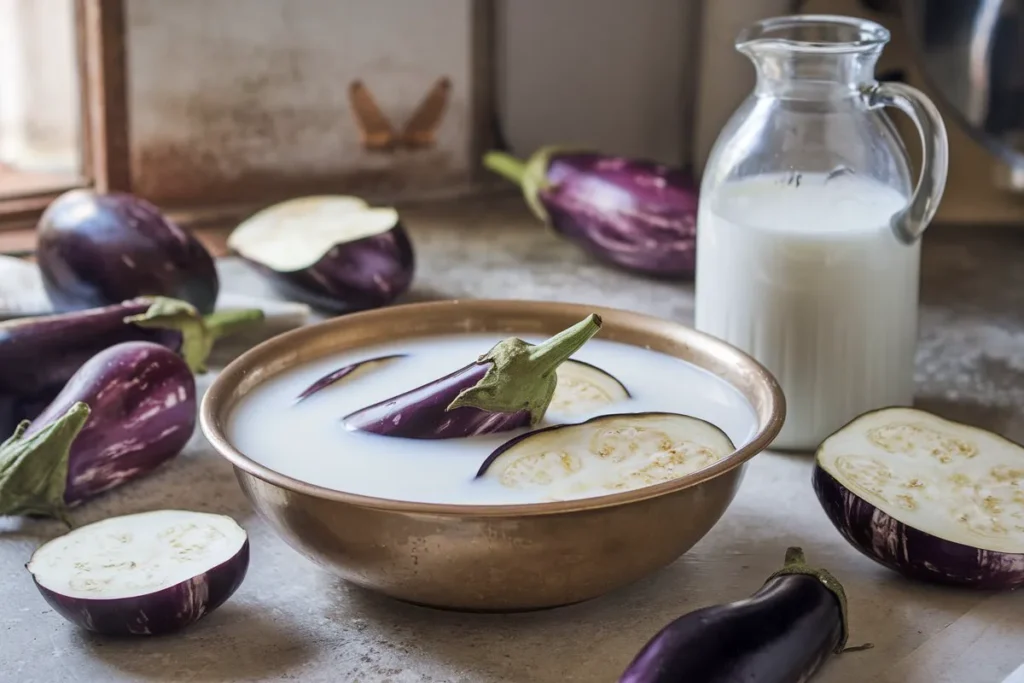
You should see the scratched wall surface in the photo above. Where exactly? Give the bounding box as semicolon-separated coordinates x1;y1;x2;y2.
126;0;474;206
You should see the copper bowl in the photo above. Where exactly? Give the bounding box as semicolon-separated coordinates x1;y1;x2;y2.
200;299;784;611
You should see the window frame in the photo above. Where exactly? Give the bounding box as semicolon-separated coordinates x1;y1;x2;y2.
0;0;130;227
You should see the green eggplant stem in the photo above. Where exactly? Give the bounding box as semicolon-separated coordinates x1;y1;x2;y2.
204;308;265;341
483;151;528;187
527;314;604;375
124;297;263;374
447;314;603;424
0;402;91;524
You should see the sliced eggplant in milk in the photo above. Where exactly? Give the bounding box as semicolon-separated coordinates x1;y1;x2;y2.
296;354;407;402
476;412;734;499
227;195;415;313
548;359;630;416
28;509;249;636
813;407;1024;589
344;315;603;440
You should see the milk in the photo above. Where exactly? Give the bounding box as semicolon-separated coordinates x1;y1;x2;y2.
227;334;758;505
694;172;919;451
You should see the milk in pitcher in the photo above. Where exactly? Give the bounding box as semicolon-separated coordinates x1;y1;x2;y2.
694;172;919;450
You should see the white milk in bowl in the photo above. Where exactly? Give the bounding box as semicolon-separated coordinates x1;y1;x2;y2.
227;333;759;505
694;172;919;451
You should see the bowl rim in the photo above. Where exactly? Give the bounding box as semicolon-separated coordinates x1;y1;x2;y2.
200;299;785;517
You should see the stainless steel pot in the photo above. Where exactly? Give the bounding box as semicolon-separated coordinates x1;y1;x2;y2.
898;0;1024;181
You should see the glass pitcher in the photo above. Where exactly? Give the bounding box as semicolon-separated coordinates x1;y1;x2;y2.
694;15;949;451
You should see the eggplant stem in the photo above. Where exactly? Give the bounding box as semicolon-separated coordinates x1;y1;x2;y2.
526;314;603;376
483;151;528;187
0;402;90;520
203;308;265;341
769;546;850;654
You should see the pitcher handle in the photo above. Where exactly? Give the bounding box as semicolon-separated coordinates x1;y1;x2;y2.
861;82;949;245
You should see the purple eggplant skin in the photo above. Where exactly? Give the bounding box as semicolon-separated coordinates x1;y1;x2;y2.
620;548;848;683
0;299;179;432
297;354;407;402
813;466;1024;589
0;341;196;519
241;223;415;314
32;541;249;637
484;148;698;279
344;363;530;439
0;296;256;436
37;189;219;314
343;314;603;440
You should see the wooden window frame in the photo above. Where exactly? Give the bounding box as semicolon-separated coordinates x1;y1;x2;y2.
0;0;130;227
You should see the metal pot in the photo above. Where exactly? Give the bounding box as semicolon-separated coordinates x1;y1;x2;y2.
896;0;1024;183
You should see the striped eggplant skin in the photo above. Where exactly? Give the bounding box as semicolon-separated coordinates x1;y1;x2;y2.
619;574;842;683
26;341;196;506
813;465;1024;589
37;189;219;314
541;154;698;279
484;148;698;279
343;362;530;439
0;299;181;434
242;223;414;314
32;540;249;636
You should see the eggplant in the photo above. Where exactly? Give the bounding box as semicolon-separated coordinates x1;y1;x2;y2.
476;412;734;500
37;189;220;314
0;297;260;435
547;359;630;417
297;353;406;402
344;315;603;439
0;341;196;520
27;509;249;636
620;547;852;683
227;195;415;313
813;407;1024;589
484;147;698;279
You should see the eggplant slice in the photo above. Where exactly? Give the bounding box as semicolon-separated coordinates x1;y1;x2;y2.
297;353;406;402
814;407;1024;588
548;359;630;416
28;509;249;635
477;412;734;500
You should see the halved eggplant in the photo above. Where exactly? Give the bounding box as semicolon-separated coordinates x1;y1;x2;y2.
27;509;249;636
476;412;734;499
344;315;603;440
813;407;1024;589
547;359;630;416
227;195;414;313
297;354;406;402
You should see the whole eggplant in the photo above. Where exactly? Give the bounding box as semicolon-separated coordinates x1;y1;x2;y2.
0;341;196;521
344;314;602;439
620;548;854;683
37;189;220;314
0;297;258;436
484;147;699;279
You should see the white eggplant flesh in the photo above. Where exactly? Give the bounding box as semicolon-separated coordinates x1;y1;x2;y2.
814;407;1024;588
548;359;630;417
476;412;735;500
27;509;249;635
227;195;414;313
227;195;397;271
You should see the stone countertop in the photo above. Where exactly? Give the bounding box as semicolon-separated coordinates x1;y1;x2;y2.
3;196;1024;683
